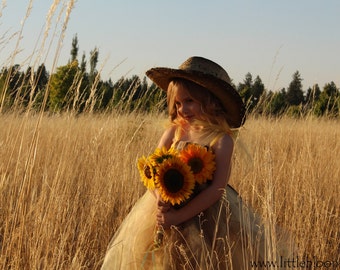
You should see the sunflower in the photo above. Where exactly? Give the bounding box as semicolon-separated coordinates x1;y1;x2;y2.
179;143;216;184
149;146;178;166
137;156;155;190
155;156;195;206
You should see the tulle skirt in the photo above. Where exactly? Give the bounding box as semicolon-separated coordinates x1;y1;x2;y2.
101;185;294;270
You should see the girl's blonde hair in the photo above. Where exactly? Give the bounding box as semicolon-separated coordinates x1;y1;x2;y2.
167;79;238;145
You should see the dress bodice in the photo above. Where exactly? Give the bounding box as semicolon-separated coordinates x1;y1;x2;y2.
171;140;211;152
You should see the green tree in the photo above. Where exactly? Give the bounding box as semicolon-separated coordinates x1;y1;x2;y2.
32;64;49;110
17;66;33;108
305;84;321;113
238;72;253;110
80;52;86;73
237;73;265;112
142;81;167;112
266;88;287;115
251;75;265;112
306;84;321;105
70;34;79;62
314;82;339;116
96;79;114;111
49;60;82;111
109;75;166;112
286;71;304;106
132;77;166;112
35;64;49;90
1;65;24;109
0;67;9;110
89;47;99;85
111;77;125;109
323;81;338;97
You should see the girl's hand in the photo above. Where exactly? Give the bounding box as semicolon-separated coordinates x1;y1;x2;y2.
157;198;171;213
156;192;170;213
156;208;179;229
155;191;179;229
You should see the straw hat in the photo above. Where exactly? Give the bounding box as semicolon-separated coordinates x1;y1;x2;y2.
146;56;246;128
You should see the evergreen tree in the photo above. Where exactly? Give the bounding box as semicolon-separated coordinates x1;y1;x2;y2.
237;73;265;112
323;81;338;97
3;65;24;108
286;71;304;106
35;64;49;90
80;52;86;74
70;34;79;62
314;82;339;116
306;84;321;105
0;67;10;110
97;79;114;110
32;64;49;110
251;75;265;111
238;72;253;109
111;77;125;108
89;47;99;84
19;66;33;107
267;88;287;115
305;84;321;112
143;81;167;112
0;68;7;97
8;65;22;95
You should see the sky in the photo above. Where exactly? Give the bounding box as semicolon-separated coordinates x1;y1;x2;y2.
1;0;339;91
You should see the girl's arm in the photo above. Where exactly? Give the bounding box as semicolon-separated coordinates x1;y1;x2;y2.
157;134;234;229
157;125;176;149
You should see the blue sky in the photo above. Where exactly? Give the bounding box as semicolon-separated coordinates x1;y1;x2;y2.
1;0;339;91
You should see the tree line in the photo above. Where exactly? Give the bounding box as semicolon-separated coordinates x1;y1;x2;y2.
0;35;339;117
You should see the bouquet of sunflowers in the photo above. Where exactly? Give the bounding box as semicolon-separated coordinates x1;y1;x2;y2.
137;143;216;207
137;143;216;247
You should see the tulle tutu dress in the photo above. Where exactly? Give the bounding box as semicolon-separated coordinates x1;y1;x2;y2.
101;142;294;270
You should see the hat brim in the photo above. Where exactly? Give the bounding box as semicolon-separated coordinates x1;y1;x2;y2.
146;67;246;128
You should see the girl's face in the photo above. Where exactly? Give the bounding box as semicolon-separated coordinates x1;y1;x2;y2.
173;83;202;123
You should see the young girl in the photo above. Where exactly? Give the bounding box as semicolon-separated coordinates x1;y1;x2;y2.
101;57;292;269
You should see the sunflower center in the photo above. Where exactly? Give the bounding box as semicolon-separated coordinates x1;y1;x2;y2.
163;168;184;193
188;157;204;174
144;165;152;179
155;154;172;164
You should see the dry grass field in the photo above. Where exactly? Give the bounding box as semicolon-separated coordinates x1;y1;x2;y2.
0;112;339;269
